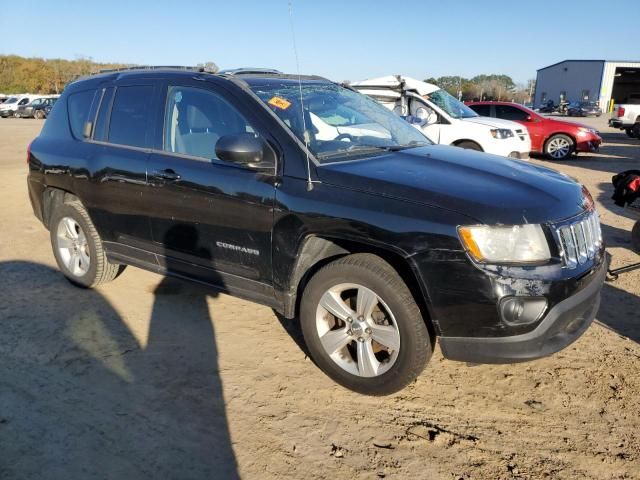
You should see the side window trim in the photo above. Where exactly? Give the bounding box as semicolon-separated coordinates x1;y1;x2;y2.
92;86;116;141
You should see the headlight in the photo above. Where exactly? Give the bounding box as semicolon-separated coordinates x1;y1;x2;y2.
577;127;598;136
490;128;514;139
458;224;551;263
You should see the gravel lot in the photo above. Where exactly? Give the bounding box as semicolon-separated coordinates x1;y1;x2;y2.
1;116;639;480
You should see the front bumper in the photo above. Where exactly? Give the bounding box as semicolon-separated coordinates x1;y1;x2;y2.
608;119;631;129
438;260;606;363
576;133;601;153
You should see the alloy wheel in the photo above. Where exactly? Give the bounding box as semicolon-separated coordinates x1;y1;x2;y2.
56;217;90;276
547;137;572;159
315;283;400;377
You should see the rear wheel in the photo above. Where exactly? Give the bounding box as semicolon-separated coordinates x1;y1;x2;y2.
632;123;640;139
632;221;640;253
545;134;574;160
50;201;125;288
625;128;636;138
300;253;432;395
455;140;482;151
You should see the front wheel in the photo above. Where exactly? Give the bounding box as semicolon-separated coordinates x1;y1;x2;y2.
455;140;482;151
300;253;432;395
50;200;125;288
34;110;44;120
545;134;574;160
632;221;640;253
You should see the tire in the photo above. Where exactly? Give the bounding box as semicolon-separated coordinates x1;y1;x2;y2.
544;134;574;160
300;253;432;395
49;200;125;288
455;141;482;151
625;128;636;138
34;110;44;120
13;112;20;118
632;123;640;139
632;221;640;253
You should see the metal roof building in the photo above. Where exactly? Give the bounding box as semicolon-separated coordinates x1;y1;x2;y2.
534;60;640;111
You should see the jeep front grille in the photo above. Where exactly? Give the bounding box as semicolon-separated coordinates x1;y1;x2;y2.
556;211;601;268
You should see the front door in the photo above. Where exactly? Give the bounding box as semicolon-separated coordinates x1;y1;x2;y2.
146;82;277;297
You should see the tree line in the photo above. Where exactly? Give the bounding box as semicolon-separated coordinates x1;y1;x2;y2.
424;74;535;103
0;55;128;94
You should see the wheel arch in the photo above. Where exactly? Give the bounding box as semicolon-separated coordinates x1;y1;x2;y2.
451;139;484;151
285;235;438;339
42;187;80;229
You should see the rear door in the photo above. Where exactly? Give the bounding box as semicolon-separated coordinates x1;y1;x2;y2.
84;80;161;254
145;80;277;297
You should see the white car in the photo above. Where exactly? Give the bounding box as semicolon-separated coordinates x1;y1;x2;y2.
0;94;42;118
352;75;531;159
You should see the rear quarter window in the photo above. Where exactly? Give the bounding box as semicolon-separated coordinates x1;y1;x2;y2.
67;89;98;140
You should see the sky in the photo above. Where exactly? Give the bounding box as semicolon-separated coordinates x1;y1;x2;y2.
1;0;639;85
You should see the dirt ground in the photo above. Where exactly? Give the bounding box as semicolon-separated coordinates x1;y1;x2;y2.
1;116;639;480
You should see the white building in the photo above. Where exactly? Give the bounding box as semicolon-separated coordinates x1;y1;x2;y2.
534;60;640;111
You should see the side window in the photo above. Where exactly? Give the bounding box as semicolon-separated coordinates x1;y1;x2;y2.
470;104;491;116
67;89;98;140
93;87;115;142
163;85;256;160
108;85;154;148
495;105;529;121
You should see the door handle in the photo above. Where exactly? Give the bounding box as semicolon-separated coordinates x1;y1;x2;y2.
152;169;181;181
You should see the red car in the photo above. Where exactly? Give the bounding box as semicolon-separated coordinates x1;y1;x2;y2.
467;101;602;160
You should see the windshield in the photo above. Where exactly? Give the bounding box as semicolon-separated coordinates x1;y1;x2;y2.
426;89;478;119
249;81;431;162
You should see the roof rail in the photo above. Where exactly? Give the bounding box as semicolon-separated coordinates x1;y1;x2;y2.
218;68;283;75
96;65;203;74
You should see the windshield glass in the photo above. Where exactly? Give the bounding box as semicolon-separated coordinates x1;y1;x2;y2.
249;81;431;162
426;89;478;119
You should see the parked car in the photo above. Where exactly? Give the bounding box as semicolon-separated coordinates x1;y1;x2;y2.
567;101;602;117
28;67;606;395
0;95;41;118
17;97;57;119
538;100;556;113
467;101;602;160
351;76;531;159
609;97;640;138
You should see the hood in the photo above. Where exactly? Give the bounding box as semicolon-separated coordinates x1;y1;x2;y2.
462;116;525;130
317;145;587;225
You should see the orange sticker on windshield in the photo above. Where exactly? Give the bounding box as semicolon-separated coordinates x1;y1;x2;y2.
268;96;291;110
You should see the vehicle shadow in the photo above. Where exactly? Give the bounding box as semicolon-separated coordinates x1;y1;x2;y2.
533;130;640;176
273;310;311;359
597;281;640;344
0;229;239;479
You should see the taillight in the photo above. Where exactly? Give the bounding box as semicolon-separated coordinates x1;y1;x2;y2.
617;107;625;117
26;140;33;164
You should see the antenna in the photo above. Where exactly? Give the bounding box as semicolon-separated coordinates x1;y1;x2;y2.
288;0;316;192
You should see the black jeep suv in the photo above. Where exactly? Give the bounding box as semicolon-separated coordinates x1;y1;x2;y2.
28;67;606;395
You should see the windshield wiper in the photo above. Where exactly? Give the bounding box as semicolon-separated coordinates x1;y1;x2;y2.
318;142;429;160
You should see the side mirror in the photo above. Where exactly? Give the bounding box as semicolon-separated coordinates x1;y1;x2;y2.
215;134;275;170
